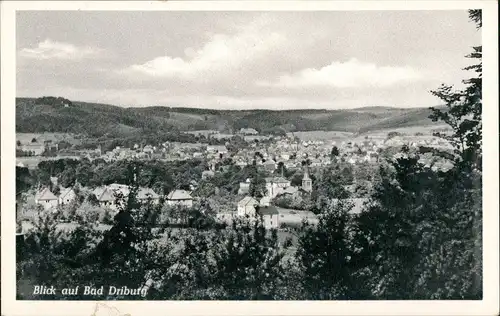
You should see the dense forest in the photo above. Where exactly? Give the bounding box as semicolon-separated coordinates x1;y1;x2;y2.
16;10;482;301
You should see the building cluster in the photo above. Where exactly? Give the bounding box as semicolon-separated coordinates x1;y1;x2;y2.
34;187;78;210
236;196;280;229
33;183;194;212
233;168;314;229
18;129;453;174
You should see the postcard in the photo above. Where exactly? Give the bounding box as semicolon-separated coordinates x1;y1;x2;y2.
1;1;498;315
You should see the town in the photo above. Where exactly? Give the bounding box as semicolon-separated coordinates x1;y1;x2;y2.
11;8;484;303
16;125;454;232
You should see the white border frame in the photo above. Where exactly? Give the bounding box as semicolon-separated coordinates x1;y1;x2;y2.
2;1;498;316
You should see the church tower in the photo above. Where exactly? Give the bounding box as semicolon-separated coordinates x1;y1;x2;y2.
302;167;312;193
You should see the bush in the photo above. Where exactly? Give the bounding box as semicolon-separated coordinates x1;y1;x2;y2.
75;202;103;223
100;209;114;225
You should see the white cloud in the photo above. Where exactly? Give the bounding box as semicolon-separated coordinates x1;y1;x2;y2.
19;39;101;60
122;17;286;79
260;58;424;88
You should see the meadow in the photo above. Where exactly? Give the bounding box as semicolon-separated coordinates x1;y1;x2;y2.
287;131;354;142
16;132;83;146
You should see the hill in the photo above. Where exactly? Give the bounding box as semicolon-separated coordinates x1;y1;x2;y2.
16;97;442;137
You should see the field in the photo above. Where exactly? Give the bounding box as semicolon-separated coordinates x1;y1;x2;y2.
243;135;272;142
16;132;82;146
287;131;355;142
17;156;81;169
276;208;319;226
361;124;451;138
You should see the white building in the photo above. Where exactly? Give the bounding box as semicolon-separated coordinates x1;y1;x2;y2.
238;128;259;135
257;205;280;229
265;176;291;199
238;179;251;195
237;196;259;217
166;190;193;208
206;145;228;155
58;187;76;206
92;184;129;211
259;196;271;207
35;188;59;210
137;188;160;205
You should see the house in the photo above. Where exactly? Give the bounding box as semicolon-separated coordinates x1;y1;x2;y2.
108;183;130;197
92;187;117;210
35;188;59;210
202;170;215;180
206;145;228;155
20;143;45;156
280;186;299;197
238;179;251;195
236;161;248;168
259;196;271;207
280;153;291;161
262;159;277;172
265;176;291;199
237;196;259;217
137;188;160;204
166;190;193;208
238;128;259;135
91;184;129;211
257;205;280;229
143;145;154;154
58;187;76;205
189;180;198;191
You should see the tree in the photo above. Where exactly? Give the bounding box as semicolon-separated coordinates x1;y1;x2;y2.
31;138;37;143
249;174;267;199
330;146;340;158
349;11;483;299
17;209;104;299
429;9;482;169
87;194;99;206
57;140;72;151
387;131;401;139
314;165;351;202
275;161;287;176
295;199;355;299
59;167;76;188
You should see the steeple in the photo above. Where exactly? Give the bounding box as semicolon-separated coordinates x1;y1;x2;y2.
303;167;310;180
302;166;312;193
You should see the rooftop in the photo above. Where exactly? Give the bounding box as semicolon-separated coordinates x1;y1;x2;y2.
35;188;57;201
257;205;279;216
238;196;258;207
265;176;290;184
166;189;192;200
137;188;160;200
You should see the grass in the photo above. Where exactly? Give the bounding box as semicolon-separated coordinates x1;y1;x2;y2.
287;131;354;142
16;132;82;146
276;207;319;225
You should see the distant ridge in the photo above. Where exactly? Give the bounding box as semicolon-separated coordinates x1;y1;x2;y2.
16;97;443;137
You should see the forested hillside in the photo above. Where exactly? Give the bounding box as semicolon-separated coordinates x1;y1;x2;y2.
16;97;441;137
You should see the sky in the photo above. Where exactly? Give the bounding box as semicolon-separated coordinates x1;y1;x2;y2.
16;10;481;110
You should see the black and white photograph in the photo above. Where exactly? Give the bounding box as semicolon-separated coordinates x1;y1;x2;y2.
1;1;498;315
